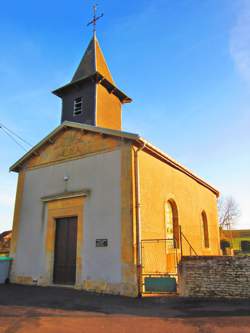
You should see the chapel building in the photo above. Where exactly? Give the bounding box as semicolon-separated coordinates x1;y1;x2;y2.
9;33;220;296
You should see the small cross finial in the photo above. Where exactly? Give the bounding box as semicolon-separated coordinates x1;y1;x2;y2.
87;4;104;35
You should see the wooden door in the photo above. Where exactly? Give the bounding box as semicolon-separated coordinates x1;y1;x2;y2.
53;216;77;285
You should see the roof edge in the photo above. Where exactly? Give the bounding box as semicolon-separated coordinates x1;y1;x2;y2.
9;122;139;172
52;72;132;104
9;121;219;196
135;138;220;197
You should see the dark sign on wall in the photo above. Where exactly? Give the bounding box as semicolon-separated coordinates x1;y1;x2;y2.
96;239;108;247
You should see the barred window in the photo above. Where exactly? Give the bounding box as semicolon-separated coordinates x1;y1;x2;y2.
73;97;83;116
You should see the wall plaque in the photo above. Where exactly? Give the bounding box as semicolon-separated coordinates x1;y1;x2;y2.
96;239;108;247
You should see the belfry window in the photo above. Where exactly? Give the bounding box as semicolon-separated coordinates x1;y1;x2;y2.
201;211;209;248
74;97;83;116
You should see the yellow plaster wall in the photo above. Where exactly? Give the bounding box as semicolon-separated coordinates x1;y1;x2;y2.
10;171;25;258
73;143;138;297
10;129;139;296
9;171;26;283
96;84;121;130
25;128;121;170
11;196;85;287
12;276;33;285
82;279;138;297
120;144;138;296
138;149;220;256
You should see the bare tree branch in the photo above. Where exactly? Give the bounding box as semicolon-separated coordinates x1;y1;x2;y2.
218;196;240;229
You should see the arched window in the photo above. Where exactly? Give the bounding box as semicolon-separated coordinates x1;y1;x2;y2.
165;200;179;248
201;211;209;248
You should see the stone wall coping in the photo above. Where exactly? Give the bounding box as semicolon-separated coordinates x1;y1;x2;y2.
181;255;250;261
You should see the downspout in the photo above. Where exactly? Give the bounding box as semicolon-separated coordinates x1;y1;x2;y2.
134;141;146;297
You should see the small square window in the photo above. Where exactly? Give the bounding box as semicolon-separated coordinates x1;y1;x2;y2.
74;97;83;116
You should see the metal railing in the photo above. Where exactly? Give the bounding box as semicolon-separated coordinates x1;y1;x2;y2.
141;238;181;275
179;226;198;256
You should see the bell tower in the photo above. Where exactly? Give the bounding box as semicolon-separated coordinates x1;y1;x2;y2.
52;34;132;130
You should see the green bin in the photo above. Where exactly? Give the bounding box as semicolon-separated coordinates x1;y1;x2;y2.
0;257;12;284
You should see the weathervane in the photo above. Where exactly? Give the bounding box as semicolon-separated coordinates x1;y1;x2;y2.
87;4;104;35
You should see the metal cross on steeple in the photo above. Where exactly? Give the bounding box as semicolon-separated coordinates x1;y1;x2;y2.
87;4;104;35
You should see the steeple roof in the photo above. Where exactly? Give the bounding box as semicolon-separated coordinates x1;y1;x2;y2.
72;35;115;85
53;34;131;104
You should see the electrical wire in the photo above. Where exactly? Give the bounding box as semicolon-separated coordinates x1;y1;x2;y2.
0;122;32;152
0;126;28;151
0;123;32;148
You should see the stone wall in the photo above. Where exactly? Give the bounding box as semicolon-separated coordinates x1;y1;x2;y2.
178;256;250;298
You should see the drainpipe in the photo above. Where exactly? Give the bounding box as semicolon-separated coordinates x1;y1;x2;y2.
134;141;146;297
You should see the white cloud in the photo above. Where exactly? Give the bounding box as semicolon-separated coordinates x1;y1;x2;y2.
230;0;250;83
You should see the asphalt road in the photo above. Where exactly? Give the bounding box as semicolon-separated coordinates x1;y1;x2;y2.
0;284;250;333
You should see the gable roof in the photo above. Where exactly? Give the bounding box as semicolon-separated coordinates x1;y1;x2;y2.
10;121;219;196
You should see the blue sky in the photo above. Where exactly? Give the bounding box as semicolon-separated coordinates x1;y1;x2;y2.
0;0;249;232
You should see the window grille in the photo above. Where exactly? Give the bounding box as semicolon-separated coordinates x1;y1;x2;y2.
74;97;83;115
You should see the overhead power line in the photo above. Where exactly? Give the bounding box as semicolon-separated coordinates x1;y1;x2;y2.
0;123;32;147
0;122;33;152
